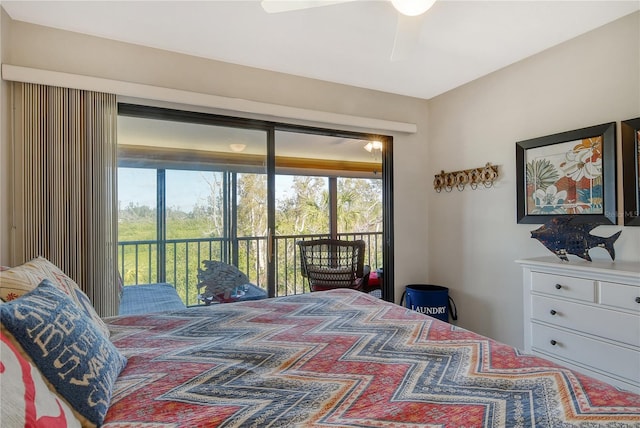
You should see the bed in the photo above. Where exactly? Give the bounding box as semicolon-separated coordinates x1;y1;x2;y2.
100;289;640;427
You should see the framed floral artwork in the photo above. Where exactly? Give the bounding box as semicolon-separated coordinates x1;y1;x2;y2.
622;117;640;226
516;122;616;224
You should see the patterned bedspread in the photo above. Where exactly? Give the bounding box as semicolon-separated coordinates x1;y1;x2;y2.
103;289;640;427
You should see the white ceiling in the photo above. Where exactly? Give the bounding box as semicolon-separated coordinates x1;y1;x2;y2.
2;0;639;99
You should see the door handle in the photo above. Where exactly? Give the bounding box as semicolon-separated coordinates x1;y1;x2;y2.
267;227;273;263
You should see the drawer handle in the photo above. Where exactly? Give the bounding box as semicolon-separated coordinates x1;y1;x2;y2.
549;309;557;316
636;297;640;304
550;340;558;346
555;284;562;290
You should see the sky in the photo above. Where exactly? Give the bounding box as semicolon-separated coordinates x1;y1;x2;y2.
118;168;295;212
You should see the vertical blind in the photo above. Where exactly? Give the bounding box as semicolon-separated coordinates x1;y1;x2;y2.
13;82;119;316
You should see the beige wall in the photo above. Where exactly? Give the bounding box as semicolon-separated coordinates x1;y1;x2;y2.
427;11;640;347
1;9;638;348
0;13;430;302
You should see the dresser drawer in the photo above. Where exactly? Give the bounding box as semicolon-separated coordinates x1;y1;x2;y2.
531;323;640;385
531;295;640;347
600;281;640;313
531;272;595;302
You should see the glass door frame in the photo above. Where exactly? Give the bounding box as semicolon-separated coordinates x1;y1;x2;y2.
118;103;394;301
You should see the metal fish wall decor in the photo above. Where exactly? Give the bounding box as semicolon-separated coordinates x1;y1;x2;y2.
530;216;621;261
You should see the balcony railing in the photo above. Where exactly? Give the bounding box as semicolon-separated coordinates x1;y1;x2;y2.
118;232;383;306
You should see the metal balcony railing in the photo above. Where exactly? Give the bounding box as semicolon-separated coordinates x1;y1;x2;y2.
118;232;383;306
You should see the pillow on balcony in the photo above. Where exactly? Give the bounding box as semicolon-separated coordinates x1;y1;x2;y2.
0;256;110;338
1;330;82;428
0;280;127;428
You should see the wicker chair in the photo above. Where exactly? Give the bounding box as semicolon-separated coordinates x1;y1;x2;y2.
297;239;371;292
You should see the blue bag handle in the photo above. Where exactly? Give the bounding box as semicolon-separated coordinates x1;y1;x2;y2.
448;296;458;321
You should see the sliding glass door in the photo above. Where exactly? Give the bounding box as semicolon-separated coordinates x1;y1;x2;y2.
272;129;384;295
117;106;268;304
117;104;391;304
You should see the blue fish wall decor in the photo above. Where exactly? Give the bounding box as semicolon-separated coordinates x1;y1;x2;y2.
530;216;621;262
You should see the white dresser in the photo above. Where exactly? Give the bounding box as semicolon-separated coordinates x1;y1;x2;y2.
516;257;640;393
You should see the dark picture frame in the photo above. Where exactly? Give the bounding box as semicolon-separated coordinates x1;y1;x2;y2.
622;117;640;226
516;122;616;224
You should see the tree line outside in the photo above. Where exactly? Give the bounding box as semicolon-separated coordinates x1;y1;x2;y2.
118;170;383;305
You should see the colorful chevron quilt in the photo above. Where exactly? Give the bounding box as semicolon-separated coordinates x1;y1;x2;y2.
103;289;640;427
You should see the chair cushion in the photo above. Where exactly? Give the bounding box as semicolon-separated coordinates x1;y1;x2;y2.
0;280;127;427
118;283;186;315
0;256;111;338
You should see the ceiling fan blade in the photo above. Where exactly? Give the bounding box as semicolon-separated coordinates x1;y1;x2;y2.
390;13;423;61
260;0;354;14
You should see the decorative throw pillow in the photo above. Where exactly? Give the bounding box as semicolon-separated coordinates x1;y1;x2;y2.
1;331;82;428
0;256;111;338
0;280;127;428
